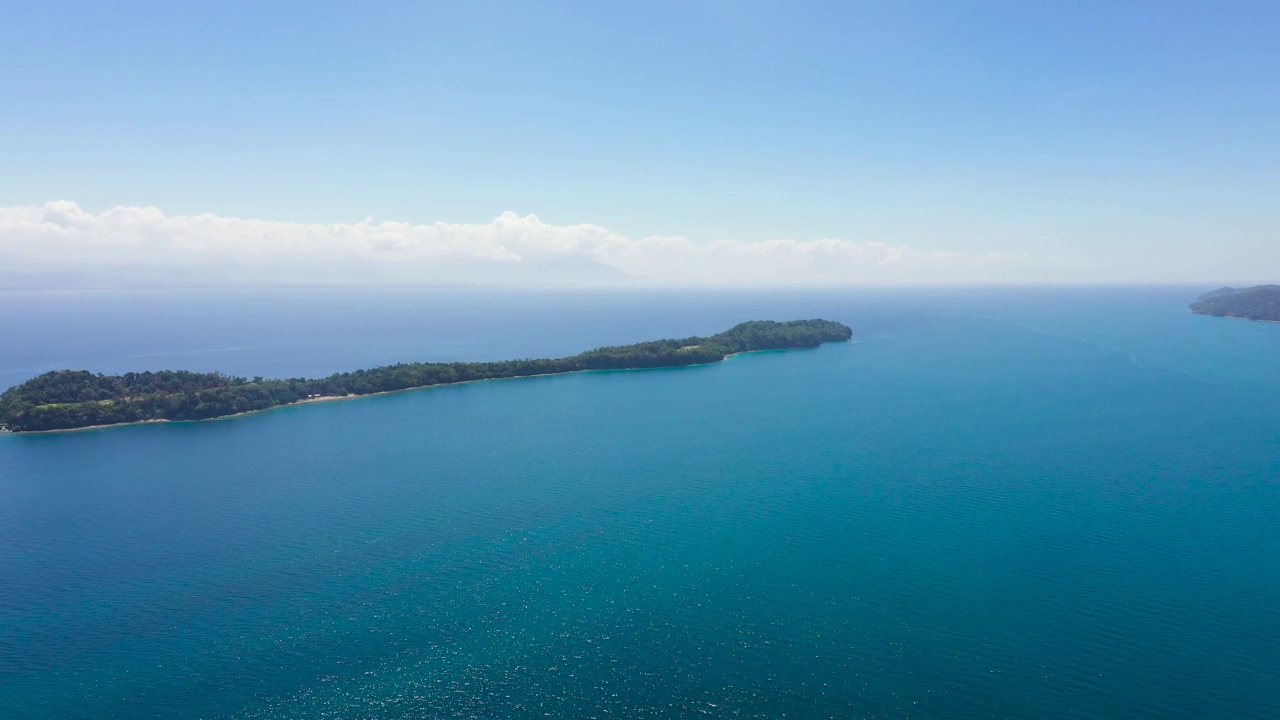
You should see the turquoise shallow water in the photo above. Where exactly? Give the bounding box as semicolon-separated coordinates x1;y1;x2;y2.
2;288;1279;718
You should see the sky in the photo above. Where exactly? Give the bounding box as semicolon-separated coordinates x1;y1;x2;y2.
1;1;1278;287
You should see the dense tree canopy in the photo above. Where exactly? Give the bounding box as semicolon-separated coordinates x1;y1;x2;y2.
1190;286;1280;321
0;319;852;432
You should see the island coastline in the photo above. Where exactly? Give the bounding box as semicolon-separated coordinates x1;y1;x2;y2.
0;320;852;434
6;351;779;435
1189;285;1280;322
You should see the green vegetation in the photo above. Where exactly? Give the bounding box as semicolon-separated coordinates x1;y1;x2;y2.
0;319;852;433
1190;286;1280;321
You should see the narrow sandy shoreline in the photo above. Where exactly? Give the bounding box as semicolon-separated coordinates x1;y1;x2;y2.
1192;311;1280;324
1;348;794;436
4;371;583;435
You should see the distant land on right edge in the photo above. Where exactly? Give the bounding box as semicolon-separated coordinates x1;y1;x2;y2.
1190;285;1280;322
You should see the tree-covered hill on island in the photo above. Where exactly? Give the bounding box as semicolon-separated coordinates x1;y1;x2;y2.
1190;286;1280;321
0;319;852;433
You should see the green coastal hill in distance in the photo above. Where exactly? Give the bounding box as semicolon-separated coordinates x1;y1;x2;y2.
0;319;852;433
1190;286;1280;321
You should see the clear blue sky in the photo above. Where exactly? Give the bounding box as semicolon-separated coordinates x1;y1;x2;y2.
2;1;1278;282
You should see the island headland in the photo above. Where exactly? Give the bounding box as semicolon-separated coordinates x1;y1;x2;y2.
1190;286;1280;322
0;319;852;433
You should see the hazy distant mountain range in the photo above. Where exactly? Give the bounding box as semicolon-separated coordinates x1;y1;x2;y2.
0;201;1076;289
0;254;637;290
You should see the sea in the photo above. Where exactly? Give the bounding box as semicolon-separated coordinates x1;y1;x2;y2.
1;286;1278;719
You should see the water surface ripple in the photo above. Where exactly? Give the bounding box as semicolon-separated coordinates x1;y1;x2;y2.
1;288;1278;719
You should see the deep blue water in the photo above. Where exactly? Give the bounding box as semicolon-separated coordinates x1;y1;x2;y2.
1;287;1278;719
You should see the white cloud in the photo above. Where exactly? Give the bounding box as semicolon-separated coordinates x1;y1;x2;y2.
0;201;1078;287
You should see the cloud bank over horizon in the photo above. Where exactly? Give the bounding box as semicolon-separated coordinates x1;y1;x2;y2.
0;201;1079;288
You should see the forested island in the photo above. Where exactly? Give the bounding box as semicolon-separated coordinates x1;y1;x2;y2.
0;319;852;433
1190;286;1280;321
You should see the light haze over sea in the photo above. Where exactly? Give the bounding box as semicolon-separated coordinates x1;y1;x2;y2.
2;287;1279;718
